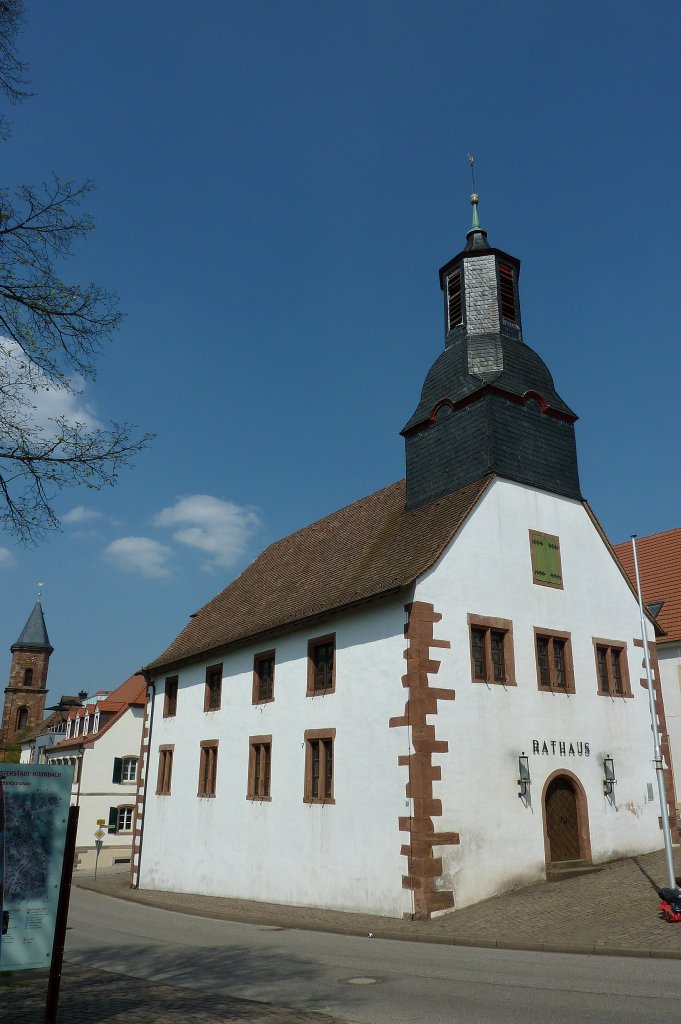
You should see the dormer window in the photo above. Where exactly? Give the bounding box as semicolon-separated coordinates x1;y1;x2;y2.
83;714;89;736
66;719;72;739
74;716;81;737
93;711;100;733
446;269;463;331
498;262;517;324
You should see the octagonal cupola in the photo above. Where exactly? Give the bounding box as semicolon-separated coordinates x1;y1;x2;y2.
402;195;581;511
440;193;522;357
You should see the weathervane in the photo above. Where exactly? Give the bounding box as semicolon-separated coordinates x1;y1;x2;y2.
467;153;476;195
37;580;44;600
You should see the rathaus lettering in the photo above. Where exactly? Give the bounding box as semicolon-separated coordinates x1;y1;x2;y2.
532;740;590;757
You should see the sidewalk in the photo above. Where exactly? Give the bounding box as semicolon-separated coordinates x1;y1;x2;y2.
75;848;681;959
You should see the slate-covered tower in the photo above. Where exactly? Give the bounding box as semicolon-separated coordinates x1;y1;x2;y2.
0;601;53;759
402;195;581;510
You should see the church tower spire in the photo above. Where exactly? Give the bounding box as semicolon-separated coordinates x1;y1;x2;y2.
402;191;581;510
0;600;53;760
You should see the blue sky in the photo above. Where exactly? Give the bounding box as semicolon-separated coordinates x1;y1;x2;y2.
1;1;680;701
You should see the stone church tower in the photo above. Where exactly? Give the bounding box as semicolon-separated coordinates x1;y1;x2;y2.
0;601;53;760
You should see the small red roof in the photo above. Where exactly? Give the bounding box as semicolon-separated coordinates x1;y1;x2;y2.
613;529;681;644
50;673;146;750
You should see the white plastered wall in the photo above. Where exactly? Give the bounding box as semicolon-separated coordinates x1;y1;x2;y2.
414;478;666;909
47;705;144;869
140;599;413;917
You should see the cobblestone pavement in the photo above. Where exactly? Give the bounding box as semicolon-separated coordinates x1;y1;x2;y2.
76;849;681;959
0;965;341;1023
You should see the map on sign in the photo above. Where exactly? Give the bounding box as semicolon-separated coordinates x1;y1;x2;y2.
0;765;73;972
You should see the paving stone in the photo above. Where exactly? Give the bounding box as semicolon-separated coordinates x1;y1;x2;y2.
76;849;681;959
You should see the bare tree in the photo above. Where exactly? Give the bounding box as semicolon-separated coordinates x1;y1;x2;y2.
0;3;152;542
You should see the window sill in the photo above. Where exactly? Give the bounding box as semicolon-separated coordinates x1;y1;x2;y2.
303;797;336;805
197;793;216;799
596;690;633;699
471;677;516;686
252;698;275;706
306;688;335;698
247;795;272;802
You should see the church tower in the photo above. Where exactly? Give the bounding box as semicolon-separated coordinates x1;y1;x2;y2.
402;193;581;510
0;601;53;760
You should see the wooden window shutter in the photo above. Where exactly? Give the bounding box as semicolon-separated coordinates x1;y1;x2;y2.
530;531;562;588
112;757;122;784
107;806;118;833
447;269;463;330
499;262;517;323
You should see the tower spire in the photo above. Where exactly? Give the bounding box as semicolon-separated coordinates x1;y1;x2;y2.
464;156;489;251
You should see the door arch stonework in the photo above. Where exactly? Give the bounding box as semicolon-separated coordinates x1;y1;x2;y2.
541;769;592;868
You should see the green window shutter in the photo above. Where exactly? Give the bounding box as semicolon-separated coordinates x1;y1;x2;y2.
545;536;562;586
107;806;118;833
530;531;562;587
112;757;122;784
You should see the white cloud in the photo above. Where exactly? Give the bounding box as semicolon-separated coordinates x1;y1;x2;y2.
103;537;172;579
0;337;101;432
30;373;101;431
154;494;261;570
0;547;13;568
62;506;103;524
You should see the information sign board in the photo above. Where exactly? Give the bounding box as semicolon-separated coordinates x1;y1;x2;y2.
0;764;73;971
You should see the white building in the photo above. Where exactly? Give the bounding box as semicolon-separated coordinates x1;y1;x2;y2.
614;529;681;827
132;198;676;919
47;674;146;869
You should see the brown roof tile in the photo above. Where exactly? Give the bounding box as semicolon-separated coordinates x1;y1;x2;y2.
613;529;681;644
146;476;493;673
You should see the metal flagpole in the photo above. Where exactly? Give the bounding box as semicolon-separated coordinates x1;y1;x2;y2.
631;534;677;890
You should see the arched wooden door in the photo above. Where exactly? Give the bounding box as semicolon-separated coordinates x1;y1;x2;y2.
545;776;581;862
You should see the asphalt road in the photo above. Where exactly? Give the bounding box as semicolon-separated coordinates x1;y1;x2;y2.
65;887;681;1024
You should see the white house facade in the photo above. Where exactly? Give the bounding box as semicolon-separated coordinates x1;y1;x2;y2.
46;674;146;870
133;197;676;919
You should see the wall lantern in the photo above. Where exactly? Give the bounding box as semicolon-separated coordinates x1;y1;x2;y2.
517;753;531;798
603;756;616;796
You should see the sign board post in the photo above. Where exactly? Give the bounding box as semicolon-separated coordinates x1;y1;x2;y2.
0;764;73;973
44;804;79;1024
93;830;104;880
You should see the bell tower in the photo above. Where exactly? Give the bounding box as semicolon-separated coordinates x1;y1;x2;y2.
402;192;581;511
0;601;53;760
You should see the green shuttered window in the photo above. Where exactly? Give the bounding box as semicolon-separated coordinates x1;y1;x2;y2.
529;531;563;589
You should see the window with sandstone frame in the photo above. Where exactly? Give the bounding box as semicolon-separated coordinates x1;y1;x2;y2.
593;638;632;698
307;634;335;696
534;628;575;693
304;728;335;804
164;676;178;717
198;740;218;797
467;614;516;685
247;735;272;800
204;664;223;712
252;650;275;704
156;745;174;795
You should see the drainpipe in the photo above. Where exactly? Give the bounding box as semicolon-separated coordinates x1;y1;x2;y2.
134;678;155;889
631;535;677;890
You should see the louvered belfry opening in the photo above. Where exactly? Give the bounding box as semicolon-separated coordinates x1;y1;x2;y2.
498;261;517;323
446;268;463;331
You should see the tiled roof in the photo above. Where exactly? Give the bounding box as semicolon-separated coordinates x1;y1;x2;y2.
50;673;146;751
146;476;493;673
613;529;681;644
18;709;67;745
